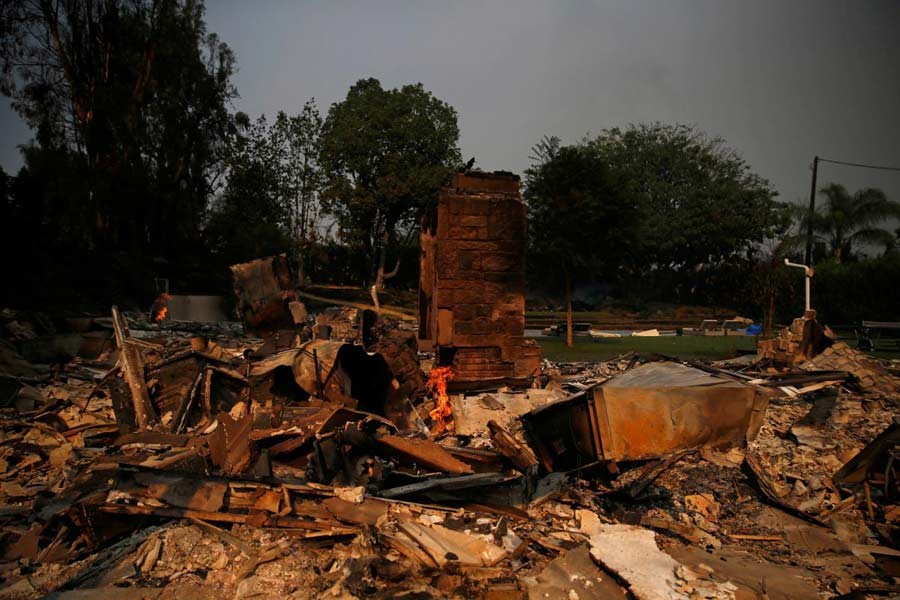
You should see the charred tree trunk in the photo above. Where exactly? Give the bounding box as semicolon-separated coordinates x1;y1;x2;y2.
374;228;389;292
371;229;401;313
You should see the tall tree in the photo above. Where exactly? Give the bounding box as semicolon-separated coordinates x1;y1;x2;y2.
525;141;638;347
590;123;786;297
318;78;461;296
272;100;324;284
206;114;291;263
207;102;325;275
1;0;236;297
795;183;900;263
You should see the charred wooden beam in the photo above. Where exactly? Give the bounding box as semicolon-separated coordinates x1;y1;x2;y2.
487;420;538;474
111;306;156;429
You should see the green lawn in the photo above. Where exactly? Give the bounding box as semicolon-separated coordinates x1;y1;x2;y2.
536;335;758;362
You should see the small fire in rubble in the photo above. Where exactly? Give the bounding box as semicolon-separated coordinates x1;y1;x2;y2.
150;293;172;323
426;366;455;435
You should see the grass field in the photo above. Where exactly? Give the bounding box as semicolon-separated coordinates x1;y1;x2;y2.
536;335;758;362
525;307;734;330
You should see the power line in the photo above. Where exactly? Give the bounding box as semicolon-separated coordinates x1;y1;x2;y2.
818;157;900;172
804;154;900;264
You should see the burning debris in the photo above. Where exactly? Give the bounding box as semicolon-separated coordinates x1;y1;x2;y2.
426;366;455;435
149;293;172;324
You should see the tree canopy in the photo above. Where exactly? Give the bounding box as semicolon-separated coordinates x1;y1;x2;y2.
207;102;325;279
0;0;237;303
1;3;894;325
590;123;788;275
205;114;292;265
525;138;638;344
318;78;462;288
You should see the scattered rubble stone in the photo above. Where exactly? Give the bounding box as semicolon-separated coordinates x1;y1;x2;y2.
802;341;900;396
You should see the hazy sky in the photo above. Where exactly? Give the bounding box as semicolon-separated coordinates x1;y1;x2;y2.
2;0;899;209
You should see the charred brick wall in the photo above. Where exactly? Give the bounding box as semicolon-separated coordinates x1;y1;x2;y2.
419;171;541;384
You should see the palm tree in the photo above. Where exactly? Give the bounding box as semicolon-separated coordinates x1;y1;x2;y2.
797;183;900;263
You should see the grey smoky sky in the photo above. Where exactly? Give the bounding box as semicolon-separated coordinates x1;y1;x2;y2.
2;0;899;211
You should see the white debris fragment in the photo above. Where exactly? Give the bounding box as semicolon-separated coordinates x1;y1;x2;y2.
577;509;735;600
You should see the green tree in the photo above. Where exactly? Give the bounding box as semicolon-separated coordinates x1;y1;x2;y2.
206;114;291;263
318;78;461;297
207;101;325;275
796;183;900;263
272;100;324;284
525;140;638;347
590;123;787;299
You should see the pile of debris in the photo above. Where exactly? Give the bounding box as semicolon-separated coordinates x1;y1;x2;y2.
2;300;900;599
756;309;834;368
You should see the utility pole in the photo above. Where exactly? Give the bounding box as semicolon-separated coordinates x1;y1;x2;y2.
804;156;819;265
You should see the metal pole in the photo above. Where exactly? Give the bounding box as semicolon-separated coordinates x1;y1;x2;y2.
784;259;813;312
805;275;811;312
804;156;818;265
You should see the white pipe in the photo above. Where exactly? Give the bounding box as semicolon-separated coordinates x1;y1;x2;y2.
784;259;813;312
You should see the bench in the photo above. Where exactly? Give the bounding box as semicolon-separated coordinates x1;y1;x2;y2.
857;321;900;352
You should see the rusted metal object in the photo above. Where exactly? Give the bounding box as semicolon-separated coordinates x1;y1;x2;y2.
229;254;297;331
249;340;396;413
376;434;473;474
523;362;769;471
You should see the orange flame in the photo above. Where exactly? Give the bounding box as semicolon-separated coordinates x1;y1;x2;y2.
151;293;172;323
426;366;455;435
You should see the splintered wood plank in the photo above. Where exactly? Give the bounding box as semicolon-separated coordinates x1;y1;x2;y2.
487;420;538;473
396;520;507;567
111;306;156;429
323;497;388;526
132;472;226;512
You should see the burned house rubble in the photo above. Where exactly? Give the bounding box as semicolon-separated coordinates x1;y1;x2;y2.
2;252;900;599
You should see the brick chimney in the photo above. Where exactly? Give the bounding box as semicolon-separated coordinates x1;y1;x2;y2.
419;171;541;386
